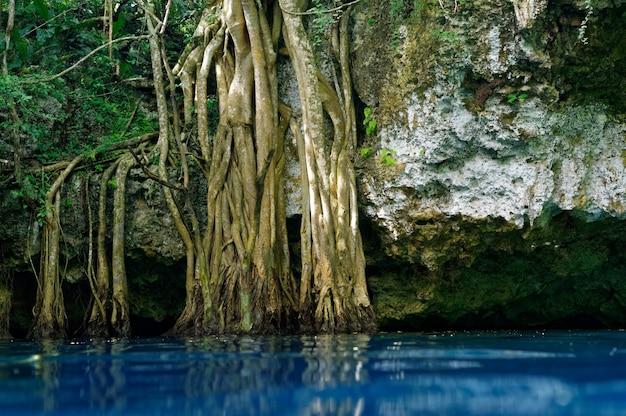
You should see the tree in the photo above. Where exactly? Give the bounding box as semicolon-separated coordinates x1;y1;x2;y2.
1;0;158;338
3;0;377;337
280;0;376;333
141;0;376;334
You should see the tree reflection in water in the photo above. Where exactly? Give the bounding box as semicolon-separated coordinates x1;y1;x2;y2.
2;332;626;415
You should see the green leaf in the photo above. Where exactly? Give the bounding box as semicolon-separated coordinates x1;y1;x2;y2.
363;107;377;136
12;27;28;58
113;12;126;36
33;0;49;20
380;148;397;166
507;93;528;104
366;119;377;136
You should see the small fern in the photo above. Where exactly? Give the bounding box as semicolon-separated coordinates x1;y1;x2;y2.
380;148;397;166
363;107;377;136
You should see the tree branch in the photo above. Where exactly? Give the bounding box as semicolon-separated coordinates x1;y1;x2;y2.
127;146;187;192
19;35;150;84
279;0;361;16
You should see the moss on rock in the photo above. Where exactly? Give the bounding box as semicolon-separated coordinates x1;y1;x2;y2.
370;212;626;330
0;284;11;339
126;256;186;328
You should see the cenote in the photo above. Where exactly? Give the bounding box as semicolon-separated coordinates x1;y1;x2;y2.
5;0;626;414
2;330;626;415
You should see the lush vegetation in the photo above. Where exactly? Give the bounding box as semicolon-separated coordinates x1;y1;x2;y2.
1;0;159;172
1;0;377;339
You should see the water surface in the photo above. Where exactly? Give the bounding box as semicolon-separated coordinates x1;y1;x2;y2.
1;330;626;415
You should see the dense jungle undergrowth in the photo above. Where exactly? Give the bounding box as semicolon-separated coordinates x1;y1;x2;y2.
0;0;378;338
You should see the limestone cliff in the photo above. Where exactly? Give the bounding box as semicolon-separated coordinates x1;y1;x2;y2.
351;0;626;329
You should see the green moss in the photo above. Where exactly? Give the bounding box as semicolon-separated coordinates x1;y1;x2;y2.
370;270;436;321
0;285;11;338
126;257;186;323
364;0;444;125
370;212;626;330
543;4;626;112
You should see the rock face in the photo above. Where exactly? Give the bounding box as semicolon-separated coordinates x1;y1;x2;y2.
350;0;626;329
0;171;189;336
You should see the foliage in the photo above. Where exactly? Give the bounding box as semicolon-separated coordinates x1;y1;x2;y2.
360;147;373;158
390;0;426;20
0;76;62;149
390;0;405;19
10;171;51;226
309;0;344;46
2;0;117;73
379;148;397;166
0;0;158;168
432;29;460;45
162;0;205;47
363;107;377;136
507;93;528;104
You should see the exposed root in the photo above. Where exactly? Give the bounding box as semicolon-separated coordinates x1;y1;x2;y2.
143;0;297;336
109;153;137;337
281;1;377;333
84;160;119;338
25;0;376;339
30;154;85;339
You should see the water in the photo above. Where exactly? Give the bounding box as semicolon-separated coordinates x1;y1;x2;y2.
1;330;626;415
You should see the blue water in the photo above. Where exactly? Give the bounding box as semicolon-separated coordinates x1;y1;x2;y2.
1;331;626;415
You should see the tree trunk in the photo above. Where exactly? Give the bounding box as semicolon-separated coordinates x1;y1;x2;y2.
30;155;84;339
279;0;377;333
85;161;119;338
139;0;375;335
143;0;298;335
30;191;66;339
110;153;136;337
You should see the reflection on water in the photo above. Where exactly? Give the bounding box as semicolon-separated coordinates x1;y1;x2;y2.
1;331;626;415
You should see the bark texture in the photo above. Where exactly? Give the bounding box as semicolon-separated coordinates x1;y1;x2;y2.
148;0;375;334
280;0;376;332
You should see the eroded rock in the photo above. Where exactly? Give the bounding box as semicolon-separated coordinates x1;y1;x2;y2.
351;0;626;328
